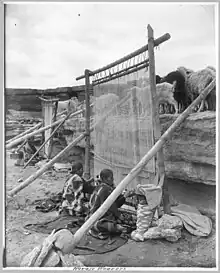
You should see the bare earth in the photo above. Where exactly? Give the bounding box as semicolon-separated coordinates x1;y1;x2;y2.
5;152;216;268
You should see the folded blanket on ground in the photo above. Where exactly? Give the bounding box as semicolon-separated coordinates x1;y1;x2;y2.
171;204;212;237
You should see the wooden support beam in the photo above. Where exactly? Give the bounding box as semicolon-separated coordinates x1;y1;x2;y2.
147;24;169;213
6;122;42;144
65;78;216;250
6;108;86;150
6;110;67;147
76;32;171;80
84;69;91;179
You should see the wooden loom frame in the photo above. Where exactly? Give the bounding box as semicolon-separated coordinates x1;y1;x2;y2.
76;24;171;210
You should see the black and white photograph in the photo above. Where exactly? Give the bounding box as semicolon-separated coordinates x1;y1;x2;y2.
4;2;218;269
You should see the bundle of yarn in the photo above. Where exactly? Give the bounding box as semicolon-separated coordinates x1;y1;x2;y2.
131;204;157;241
131;184;162;242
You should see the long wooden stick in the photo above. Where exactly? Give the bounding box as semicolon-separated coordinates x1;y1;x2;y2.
76;33;171;80
6;106;66;145
23;109;76;169
6;108;85;150
69;78;216;248
6;122;42;144
147;24;168;212
16;139;28;153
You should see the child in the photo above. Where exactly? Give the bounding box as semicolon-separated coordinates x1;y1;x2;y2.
59;162;95;216
69;162;95;200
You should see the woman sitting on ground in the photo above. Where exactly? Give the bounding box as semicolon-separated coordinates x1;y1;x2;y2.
59;162;95;217
88;169;133;239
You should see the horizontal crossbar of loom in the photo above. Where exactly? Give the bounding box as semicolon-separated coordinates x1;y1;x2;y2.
92;63;149;86
76;32;171;81
92;59;149;85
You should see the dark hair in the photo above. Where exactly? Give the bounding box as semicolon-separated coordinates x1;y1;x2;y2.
70;162;83;174
100;169;113;181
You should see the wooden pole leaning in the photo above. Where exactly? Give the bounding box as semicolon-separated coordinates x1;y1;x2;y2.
6;108;67;145
6;122;42;145
23;109;77;169
6;108;85;150
84;69;91;180
147;24;169;213
68;78;216;249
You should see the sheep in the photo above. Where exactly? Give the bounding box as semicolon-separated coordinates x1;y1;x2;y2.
134;82;178;115
160;70;189;113
155;74;173;114
177;66;216;112
156;75;162;84
155;82;179;114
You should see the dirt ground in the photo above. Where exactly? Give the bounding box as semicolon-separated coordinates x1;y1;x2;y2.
5;151;216;268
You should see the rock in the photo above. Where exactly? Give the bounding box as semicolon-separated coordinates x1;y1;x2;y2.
143;214;183;242
54;163;71;172
143;226;182;242
160;111;215;185
143;227;161;240
161;228;182;242
158;214;183;229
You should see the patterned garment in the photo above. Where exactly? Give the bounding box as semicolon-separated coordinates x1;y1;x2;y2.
60;174;85;216
117;209;137;227
88;183;133;238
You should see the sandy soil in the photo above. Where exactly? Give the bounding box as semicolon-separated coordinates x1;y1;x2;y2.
5;152;216;268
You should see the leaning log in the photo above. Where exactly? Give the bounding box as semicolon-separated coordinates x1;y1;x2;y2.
6;122;42;144
68;79;216;249
6;108;85;150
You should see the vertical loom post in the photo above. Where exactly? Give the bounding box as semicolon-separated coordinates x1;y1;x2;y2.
48;99;59;159
41;98;56;158
147;24;170;214
131;81;141;185
84;69;91;179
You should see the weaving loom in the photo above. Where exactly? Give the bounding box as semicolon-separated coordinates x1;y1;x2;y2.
92;51;158;190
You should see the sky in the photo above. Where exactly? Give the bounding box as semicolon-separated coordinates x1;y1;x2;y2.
5;2;217;89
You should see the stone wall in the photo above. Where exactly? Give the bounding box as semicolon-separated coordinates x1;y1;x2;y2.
160;111;215;185
60;111;216;185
